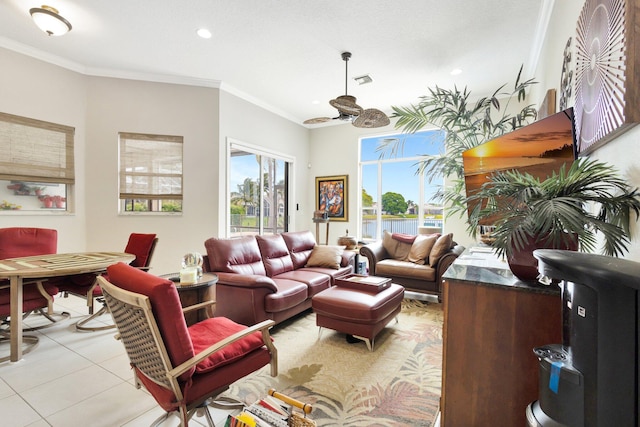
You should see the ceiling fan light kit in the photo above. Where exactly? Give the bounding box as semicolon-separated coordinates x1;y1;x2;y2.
305;51;388;128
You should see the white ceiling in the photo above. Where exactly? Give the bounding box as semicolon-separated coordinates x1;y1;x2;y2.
0;0;552;127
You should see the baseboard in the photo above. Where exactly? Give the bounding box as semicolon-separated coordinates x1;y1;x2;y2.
404;290;439;303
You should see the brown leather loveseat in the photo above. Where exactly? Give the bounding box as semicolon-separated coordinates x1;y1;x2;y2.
360;231;464;301
203;230;355;326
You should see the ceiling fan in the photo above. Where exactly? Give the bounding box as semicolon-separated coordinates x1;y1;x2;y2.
304;52;390;128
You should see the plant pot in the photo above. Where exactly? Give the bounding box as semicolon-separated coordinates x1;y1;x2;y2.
507;234;578;281
43;199;53;208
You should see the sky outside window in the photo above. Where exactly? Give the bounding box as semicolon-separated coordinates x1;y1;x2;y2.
361;130;445;204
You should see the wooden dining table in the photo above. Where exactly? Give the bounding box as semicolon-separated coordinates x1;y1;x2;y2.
0;251;135;362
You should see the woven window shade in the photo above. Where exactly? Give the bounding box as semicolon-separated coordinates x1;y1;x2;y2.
119;132;183;200
0;112;75;184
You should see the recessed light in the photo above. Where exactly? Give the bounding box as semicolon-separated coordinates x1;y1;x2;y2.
197;28;212;39
312;100;320;105
450;68;462;76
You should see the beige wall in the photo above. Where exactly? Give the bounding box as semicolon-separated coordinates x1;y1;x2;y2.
84;77;221;273
218;90;311;237
0;47;312;274
0;48;87;253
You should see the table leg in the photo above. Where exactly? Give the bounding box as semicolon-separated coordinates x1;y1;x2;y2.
315;222;320;244
325;222;330;245
10;276;23;362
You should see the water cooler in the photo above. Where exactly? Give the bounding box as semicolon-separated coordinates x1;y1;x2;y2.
526;249;640;427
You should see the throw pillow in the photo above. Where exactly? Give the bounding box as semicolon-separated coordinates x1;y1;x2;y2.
429;233;453;267
382;230;413;261
408;233;440;264
382;230;398;257
305;245;345;269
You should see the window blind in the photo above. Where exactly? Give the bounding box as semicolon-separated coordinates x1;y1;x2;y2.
119;132;183;200
0;112;75;184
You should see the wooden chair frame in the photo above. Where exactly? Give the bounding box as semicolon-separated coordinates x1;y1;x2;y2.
98;276;277;426
74;237;158;331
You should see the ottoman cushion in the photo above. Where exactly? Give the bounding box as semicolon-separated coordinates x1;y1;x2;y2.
312;284;404;324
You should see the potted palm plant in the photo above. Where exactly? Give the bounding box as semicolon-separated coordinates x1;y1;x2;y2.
465;158;640;280
381;66;538;210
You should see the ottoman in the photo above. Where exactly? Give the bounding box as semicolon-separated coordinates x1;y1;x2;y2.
311;283;404;350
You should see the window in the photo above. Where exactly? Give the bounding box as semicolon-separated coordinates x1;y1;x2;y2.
360;130;445;240
0;112;74;212
119;132;183;213
228;141;291;236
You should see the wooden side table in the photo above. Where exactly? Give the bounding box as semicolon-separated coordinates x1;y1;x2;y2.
313;217;330;245
161;273;218;326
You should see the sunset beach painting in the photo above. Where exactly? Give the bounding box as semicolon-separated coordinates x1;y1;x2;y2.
463;108;576;198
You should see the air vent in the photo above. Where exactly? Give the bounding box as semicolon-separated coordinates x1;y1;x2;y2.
353;74;373;85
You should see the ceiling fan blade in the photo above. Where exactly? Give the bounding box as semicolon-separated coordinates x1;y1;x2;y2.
352;108;390;128
303;117;333;125
329;95;362;116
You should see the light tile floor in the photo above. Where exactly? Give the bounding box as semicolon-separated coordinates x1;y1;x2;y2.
0;294;239;427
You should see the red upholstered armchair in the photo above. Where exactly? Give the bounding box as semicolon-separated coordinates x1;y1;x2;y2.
59;233;157;331
0;227;65;328
99;263;277;426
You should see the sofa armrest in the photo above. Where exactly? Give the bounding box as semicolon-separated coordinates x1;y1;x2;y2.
214;273;278;325
215;272;278;293
359;241;390;276
341;250;356;270
434;244;465;293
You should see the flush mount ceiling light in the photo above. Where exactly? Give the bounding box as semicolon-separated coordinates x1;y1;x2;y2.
29;5;72;36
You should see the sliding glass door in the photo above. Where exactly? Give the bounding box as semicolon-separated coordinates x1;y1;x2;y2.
228;142;290;236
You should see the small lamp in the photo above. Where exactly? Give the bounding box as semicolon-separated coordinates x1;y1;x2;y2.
29;5;72;36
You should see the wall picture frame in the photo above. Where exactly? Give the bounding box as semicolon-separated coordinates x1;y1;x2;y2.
574;0;639;154
316;175;348;222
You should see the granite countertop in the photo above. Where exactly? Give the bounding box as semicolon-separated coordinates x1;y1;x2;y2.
443;246;561;295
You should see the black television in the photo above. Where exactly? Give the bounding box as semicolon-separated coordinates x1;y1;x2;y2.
462;107;577;217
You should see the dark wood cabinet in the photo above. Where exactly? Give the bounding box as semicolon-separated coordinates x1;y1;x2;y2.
441;249;562;427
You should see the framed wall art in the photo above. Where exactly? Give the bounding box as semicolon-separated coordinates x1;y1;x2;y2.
316;175;348;221
574;0;639;154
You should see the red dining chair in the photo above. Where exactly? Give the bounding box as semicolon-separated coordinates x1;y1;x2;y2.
59;233;158;331
99;262;277;426
0;227;66;361
0;227;67;328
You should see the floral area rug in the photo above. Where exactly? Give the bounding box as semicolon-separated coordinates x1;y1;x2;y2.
222;299;443;426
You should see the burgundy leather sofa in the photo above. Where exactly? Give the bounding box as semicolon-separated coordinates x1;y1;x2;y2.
203;230;355;326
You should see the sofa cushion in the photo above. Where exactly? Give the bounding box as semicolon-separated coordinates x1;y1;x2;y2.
256;234;294;277
204;236;266;275
305;245;344;269
189;316;265;373
408;233;440;265
300;265;352;284
382;230;412;261
375;259;437;282
429;233;453;267
275;270;331;297
282;230;317;269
